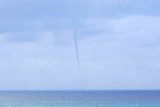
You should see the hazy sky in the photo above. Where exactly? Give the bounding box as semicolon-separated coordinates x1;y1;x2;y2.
0;0;160;90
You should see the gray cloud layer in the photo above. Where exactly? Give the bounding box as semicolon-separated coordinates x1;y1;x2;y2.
0;0;160;42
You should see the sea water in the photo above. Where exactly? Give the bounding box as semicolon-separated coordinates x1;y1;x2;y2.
0;91;159;107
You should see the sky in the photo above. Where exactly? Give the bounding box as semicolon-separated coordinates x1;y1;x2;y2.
0;0;160;90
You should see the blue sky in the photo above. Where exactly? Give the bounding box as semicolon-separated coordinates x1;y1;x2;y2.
0;0;160;90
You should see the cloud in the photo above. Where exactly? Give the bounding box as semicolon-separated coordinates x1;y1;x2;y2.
0;0;160;43
0;0;159;19
0;15;160;89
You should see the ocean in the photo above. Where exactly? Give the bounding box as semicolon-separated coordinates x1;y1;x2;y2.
0;91;160;107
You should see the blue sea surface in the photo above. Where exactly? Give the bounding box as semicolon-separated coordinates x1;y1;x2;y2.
0;91;160;107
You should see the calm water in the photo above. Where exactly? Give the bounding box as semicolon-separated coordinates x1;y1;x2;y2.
0;91;160;107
